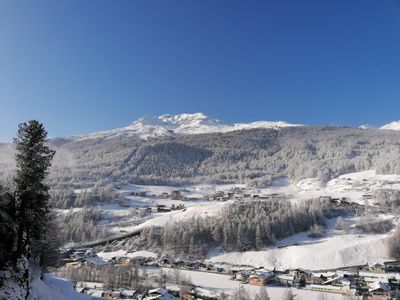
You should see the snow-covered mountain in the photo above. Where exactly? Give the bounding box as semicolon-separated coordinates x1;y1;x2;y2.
76;113;303;140
380;120;400;131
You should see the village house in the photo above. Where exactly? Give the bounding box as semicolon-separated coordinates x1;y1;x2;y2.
276;273;295;286
212;262;231;274
198;262;213;272
309;284;353;295
170;190;185;200
145;288;175;300
368;281;391;299
113;256;133;266
248;272;274;286
160;192;170;198
156;204;171;212
289;268;313;286
101;290;114;299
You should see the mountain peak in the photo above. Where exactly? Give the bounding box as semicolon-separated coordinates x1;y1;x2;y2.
380;120;400;131
76;113;303;140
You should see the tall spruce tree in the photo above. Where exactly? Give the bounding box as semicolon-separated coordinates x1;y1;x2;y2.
13;120;55;261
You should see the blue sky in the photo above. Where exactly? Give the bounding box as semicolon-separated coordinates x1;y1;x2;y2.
1;1;400;141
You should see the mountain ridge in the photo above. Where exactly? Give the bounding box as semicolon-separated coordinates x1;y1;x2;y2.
73;112;303;140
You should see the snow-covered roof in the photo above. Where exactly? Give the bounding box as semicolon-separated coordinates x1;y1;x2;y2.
277;274;295;281
369;281;391;292
148;288;168;295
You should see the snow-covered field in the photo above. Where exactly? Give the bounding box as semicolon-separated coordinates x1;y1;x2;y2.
207;224;390;270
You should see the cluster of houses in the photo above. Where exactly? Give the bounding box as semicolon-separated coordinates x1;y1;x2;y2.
61;248;400;299
230;262;400;299
204;187;284;202
76;283;225;300
76;282;180;300
131;190;188;201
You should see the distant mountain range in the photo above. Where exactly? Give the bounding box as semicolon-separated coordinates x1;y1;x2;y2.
74;113;303;140
71;113;400;140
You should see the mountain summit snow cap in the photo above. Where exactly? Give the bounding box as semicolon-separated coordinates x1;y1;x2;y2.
380;120;400;131
76;112;303;140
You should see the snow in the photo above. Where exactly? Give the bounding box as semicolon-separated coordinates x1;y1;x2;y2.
277;170;400;205
207;216;393;271
358;124;376;130
74;113;303;140
380;120;400;130
68;170;400;272
159;268;350;299
97;250;157;261
29;274;101;300
135;200;230;230
208;232;389;270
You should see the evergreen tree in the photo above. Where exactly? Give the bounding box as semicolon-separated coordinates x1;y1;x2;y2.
231;285;250;300
13;120;55;261
283;289;296;300
255;286;270;300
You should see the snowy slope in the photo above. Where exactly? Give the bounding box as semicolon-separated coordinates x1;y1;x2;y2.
74;113;303;139
30;274;101;300
0;272;100;300
380;120;400;130
208;229;389;270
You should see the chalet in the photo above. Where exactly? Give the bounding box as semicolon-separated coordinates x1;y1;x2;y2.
160;192;170;198
170;190;184;200
213;263;231;274
363;263;386;273
198;262;213;271
84;289;104;298
145;288;173;300
290;268;313;286
158;257;173;267
276;273;295;286
114;256;132;265
174;259;186;268
318;196;332;203
131;191;148;197
322;276;352;288
309;284;353;295
120;289;136;299
248;272;274;286
362;193;374;200
368;281;391;298
101;290;114;299
184;260;198;269
156;204;171;212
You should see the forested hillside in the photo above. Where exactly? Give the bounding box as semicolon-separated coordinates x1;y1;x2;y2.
1;126;400;208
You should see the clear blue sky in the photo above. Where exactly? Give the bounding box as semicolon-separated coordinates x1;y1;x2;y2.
1;0;400;141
